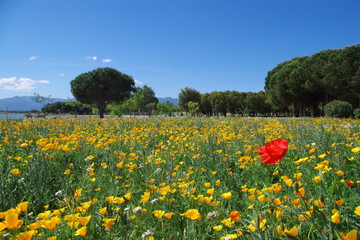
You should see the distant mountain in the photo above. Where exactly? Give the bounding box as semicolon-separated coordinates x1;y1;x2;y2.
0;96;179;112
158;97;179;106
0;96;65;112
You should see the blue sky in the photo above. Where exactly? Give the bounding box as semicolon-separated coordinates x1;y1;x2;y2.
0;0;359;100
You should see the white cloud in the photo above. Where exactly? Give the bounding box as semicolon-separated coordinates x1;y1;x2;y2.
0;77;49;91
29;56;39;61
37;80;50;84
134;79;143;85
87;56;97;61
59;73;65;76
102;59;113;62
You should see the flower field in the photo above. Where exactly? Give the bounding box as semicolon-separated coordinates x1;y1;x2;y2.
0;117;359;239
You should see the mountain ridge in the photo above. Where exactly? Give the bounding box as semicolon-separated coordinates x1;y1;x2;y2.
0;96;178;112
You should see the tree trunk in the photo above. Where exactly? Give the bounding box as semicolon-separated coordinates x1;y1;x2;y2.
98;103;105;118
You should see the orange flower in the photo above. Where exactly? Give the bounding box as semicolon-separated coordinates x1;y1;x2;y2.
1;213;23;230
221;192;232;200
258;139;288;166
75;226;87;236
339;230;357;240
180;209;201;220
228;211;241;221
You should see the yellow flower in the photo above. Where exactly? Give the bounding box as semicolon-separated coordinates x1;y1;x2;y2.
221;191;232;200
164;212;173;219
105;196;114;204
339;230;357;240
206;188;214;195
221;218;234;227
140;191;150;203
284;226;299;236
351;147;359;153
75;226;87;236
41;216;60;230
64;213;79;222
102;218;116;229
20;143;29;148
276;226;285;236
336;170;344;176
204;182;211;188
298;211;312;221
15;230;36;240
273;198;284;206
99;207;107;214
124;193;132;200
354;206;360;216
153;210;165;219
64;169;71;175
220;234;238;239
248;218;266;232
213;225;223;231
293;173;303;180
78;215;91;226
312;176;322;183
10;168;21;175
2;213;23;230
331;212;340;223
113;197;125;204
285;179;293;186
74;189;82;200
180;209;201;220
17;202;29;212
215;180;221;186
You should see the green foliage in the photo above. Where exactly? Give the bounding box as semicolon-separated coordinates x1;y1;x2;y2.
265;43;360;117
70;67;135;118
324;100;353;118
186;101;200;116
155;101;179;116
354;108;360;119
178;87;201;112
42;101;92;115
31;93;54;105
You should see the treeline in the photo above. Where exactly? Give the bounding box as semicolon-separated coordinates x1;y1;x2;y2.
178;87;271;117
41;85;180;116
179;43;360;117
41;101;92;115
43;43;360;118
265;43;360;117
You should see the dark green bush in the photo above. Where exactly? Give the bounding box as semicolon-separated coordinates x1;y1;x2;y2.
354;108;360;119
324;100;353;118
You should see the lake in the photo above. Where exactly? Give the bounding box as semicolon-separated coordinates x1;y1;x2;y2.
0;113;26;119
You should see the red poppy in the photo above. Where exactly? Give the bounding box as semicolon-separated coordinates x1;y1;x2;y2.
346;180;354;187
258;139;288;166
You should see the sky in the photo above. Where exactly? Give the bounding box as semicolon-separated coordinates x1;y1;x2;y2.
1;0;360;100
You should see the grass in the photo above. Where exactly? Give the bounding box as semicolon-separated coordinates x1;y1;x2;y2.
0;117;359;239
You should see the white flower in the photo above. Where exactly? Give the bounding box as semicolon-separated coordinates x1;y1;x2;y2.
141;230;153;238
150;198;159;204
55;190;63;196
133;207;142;213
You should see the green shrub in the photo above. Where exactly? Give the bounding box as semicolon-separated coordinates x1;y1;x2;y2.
354;108;360;119
324;100;353;118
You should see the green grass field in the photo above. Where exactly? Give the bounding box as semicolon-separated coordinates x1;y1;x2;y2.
0;117;359;239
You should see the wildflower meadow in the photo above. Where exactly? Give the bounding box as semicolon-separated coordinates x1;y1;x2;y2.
0;117;359;239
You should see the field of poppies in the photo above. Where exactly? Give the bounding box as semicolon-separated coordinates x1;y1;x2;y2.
0;117;359;239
